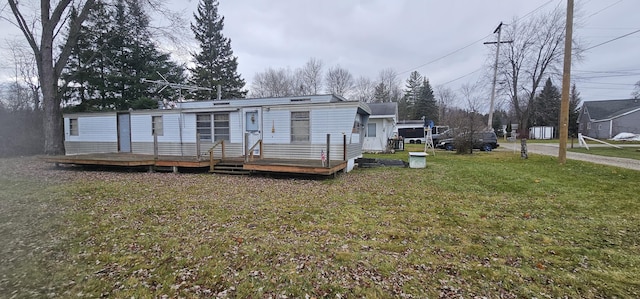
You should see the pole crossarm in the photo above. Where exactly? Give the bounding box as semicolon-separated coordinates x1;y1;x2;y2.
484;22;513;130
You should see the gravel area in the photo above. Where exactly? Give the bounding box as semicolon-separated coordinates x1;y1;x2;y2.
496;142;640;171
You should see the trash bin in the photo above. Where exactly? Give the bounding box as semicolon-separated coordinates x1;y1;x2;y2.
408;152;427;168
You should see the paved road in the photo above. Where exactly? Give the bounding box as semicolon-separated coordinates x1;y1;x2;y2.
496;142;640;171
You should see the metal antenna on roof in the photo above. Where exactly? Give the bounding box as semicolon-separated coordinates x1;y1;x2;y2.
142;72;214;97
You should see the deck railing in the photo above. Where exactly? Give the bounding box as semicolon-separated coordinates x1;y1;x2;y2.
208;140;225;171
246;139;263;162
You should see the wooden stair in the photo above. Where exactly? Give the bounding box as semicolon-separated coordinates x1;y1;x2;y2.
210;160;251;175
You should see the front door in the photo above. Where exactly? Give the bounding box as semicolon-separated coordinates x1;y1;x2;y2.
243;108;262;156
117;113;131;152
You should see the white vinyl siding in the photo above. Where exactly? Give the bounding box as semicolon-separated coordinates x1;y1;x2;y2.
291;111;310;143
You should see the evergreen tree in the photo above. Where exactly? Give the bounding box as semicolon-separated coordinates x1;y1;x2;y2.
190;0;246;100
372;82;389;103
530;78;561;126
568;84;582;137
412;79;439;123
400;71;422;120
62;0;185;111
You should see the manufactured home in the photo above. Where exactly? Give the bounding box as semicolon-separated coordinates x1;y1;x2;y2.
59;94;371;174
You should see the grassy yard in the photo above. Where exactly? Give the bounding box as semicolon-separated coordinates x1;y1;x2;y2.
568;147;640;161
1;151;639;298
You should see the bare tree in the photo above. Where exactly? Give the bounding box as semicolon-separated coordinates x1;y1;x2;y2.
250;67;296;97
435;86;456;124
498;6;568;141
294;57;324;95
451;82;487;154
5;0;97;154
325;65;354;97
352;76;375;102
1;81;33;111
5;39;41;110
377;68;401;102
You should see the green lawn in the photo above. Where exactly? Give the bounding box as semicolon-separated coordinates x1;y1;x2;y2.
569;147;640;160
1;152;639;298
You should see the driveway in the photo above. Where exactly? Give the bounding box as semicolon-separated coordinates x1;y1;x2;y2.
496;141;640;171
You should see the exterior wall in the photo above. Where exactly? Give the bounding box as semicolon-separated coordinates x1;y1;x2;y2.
65;114;117;143
261;106;359;145
64;114;118;154
363;117;395;152
612;110;640;136
65;141;118;155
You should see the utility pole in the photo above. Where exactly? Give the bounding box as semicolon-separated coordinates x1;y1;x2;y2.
484;22;512;130
558;0;574;164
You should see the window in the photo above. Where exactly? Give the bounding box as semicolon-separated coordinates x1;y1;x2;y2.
291;111;310;142
367;123;377;137
213;113;230;141
69;118;79;136
152;116;163;136
196;114;212;141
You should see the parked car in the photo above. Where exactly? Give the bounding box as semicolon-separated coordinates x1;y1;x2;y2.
436;131;500;151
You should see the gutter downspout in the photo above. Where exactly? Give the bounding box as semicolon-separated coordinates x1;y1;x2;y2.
609;119;613;139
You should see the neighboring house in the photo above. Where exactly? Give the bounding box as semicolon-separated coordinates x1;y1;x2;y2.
63;94;371;172
362;102;398;152
578;99;640;139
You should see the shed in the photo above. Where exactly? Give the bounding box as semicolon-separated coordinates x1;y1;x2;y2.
362;102;398;152
61;94;371;173
578;99;640;139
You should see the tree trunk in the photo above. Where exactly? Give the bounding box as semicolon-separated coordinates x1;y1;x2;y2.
520;138;528;159
41;77;64;155
40;28;65;155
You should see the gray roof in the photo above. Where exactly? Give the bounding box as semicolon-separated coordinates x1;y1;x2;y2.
367;102;397;116
583;99;640;120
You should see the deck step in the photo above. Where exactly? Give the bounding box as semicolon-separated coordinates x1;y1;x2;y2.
210;160;250;175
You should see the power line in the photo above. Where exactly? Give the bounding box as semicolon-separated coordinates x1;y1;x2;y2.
397;0;559;75
439;68;483;86
585;0;622;19
584;28;640;51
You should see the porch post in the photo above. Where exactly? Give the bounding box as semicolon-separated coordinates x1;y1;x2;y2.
343;134;347;161
244;133;249;162
196;133;201;159
153;133;158;159
326;134;331;168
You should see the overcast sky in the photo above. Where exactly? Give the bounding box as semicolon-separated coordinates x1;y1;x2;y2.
166;0;638;106
2;0;639;109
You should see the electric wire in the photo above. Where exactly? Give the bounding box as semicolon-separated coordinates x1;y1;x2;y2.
397;0;559;75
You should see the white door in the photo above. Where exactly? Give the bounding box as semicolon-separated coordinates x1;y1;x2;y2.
243;108;262;156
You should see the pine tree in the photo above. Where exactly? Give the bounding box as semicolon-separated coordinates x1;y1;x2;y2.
530;78;561;126
400;71;422;120
568;84;582;137
412;79;439;123
372;82;389;103
190;0;246;100
62;0;185;111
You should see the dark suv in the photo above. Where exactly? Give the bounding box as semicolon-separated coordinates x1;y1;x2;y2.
436;131;499;152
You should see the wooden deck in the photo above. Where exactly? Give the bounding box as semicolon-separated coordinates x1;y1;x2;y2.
42;153;347;176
